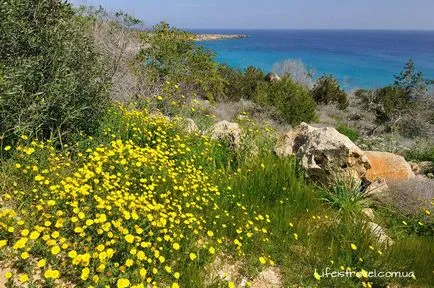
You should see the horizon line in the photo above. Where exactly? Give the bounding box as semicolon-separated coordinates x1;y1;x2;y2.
183;28;434;32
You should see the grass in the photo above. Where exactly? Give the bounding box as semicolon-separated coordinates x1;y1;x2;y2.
336;123;361;142
319;177;373;218
0;103;433;288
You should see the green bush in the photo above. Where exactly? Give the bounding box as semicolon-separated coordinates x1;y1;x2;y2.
373;86;411;123
254;77;317;126
405;144;434;163
219;65;265;101
137;22;224;101
0;0;109;147
312;75;348;109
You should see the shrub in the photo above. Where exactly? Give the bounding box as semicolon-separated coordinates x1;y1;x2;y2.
219;65;265;101
373;86;412;124
254;77;317;126
312;75;348;110
272;59;315;88
405;143;434;163
354;61;433;138
355;86;413;133
137;22;224;101
0;0;109;147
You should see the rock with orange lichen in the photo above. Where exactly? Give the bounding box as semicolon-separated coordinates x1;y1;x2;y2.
365;151;414;183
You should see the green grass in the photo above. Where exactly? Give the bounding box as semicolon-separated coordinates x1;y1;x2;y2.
336;123;361;141
213;151;434;287
320;177;373;218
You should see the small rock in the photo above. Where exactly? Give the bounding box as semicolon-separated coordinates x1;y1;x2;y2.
362;208;375;220
0;265;12;288
265;72;281;82
251;267;283;288
210;121;242;150
410;161;433;175
365;178;389;196
182;118;199;134
367;222;394;246
204;253;242;286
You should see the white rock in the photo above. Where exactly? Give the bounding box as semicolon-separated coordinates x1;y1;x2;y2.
210;121;242;150
182;118;199;134
365;177;389;196
367;222;394;246
362;208;375;220
251;267;283;288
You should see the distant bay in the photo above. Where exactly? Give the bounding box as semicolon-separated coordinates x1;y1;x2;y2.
189;29;434;90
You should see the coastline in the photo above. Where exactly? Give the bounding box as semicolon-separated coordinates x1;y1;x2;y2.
196;29;434;89
194;34;248;41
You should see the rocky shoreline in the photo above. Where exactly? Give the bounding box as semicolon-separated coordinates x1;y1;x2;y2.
194;34;248;41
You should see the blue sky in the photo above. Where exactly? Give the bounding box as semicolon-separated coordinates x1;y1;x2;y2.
68;0;434;30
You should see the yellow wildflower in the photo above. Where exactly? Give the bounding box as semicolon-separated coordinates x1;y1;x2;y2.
117;278;130;288
189;253;197;261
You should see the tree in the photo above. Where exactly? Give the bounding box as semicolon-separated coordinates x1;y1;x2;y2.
312;75;348;110
0;0;109;147
394;59;427;100
77;6;145;102
137;22;224;100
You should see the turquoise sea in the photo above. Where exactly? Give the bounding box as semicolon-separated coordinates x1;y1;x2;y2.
189;29;434;90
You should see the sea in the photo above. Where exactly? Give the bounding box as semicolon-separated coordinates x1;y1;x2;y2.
188;29;434;90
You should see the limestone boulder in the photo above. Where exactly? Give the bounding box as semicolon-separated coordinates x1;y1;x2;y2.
274;124;317;158
277;123;371;187
365;151;414;183
210;121;242;150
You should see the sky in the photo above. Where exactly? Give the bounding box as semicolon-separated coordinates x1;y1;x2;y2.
68;0;434;30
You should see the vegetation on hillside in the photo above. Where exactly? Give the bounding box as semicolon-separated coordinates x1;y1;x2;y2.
0;1;433;288
136;22;224;101
1;104;433;288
